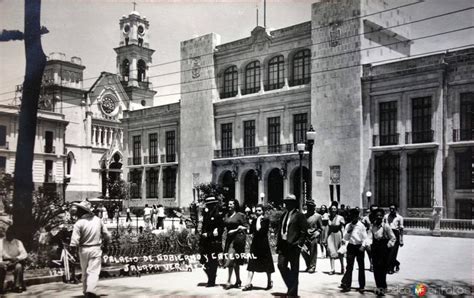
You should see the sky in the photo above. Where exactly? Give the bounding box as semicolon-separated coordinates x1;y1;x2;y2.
0;0;472;106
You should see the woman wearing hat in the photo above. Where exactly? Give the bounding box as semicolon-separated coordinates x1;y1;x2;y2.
326;202;345;275
223;199;248;289
242;204;274;291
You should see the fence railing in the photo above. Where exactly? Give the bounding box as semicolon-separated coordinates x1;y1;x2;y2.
214;143;299;159
404;217;474;231
453;129;474;142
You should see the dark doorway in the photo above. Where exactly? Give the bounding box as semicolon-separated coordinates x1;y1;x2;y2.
222;171;235;201
267;168;283;208
244;170;259;207
293;167;310;204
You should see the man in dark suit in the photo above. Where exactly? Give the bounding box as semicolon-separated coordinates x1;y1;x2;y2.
301;200;323;273
199;197;224;287
277;194;308;297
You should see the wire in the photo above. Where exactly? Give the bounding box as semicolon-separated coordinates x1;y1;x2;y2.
0;43;471;111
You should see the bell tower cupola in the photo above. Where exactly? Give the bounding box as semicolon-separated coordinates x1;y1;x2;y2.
114;5;156;109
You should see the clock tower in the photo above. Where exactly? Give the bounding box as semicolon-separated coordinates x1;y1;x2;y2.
114;9;156;109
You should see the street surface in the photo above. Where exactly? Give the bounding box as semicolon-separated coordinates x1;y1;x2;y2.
8;235;473;297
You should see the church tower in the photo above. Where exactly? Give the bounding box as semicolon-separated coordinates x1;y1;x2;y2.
114;9;156;109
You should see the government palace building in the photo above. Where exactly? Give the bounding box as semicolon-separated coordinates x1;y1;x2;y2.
0;0;472;219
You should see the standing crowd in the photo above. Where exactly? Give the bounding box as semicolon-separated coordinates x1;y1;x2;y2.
199;195;404;297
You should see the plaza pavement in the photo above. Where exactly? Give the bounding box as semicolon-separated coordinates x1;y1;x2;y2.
6;235;473;297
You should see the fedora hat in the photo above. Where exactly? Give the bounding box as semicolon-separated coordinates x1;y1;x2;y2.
284;194;297;202
204;196;218;205
72;200;92;213
306;200;316;207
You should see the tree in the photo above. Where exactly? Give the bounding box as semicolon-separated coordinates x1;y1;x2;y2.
195;182;228;203
107;178;129;205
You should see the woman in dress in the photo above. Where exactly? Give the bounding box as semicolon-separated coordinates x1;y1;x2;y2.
319;204;329;257
242;204;274;291
223;199;248;289
326;203;345;275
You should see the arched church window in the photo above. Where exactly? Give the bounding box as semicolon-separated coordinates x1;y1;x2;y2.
122;59;130;81
66;152;75;175
137;59;146;82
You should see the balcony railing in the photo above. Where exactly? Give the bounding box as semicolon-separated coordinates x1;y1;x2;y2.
406;130;434;144
289;77;310;87
214;143;299;159
149;155;159;164
220;91;238;99
241;87;260;95
161;154;176;163
44;145;55;154
132;156;141;165
265;82;284;91
143;156;148;164
373;134;399;146
404;217;474;231
453;129;474;142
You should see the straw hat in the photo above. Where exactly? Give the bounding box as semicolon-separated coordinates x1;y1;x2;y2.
72;200;92;213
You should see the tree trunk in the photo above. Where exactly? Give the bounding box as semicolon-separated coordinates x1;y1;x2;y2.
13;0;47;250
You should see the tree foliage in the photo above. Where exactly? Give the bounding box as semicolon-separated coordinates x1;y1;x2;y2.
195;182;228;203
107;179;129;202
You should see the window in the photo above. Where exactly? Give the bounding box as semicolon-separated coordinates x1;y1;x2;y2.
166;131;176;162
45;160;53;183
149;133;158;163
268;117;281;153
66;152;74;176
45;131;54;153
243;120;256;155
130;170;142;198
291;49;311;86
455;148;474;189
133;135;141;165
147;169;158;198
137;59;146;82
222;66;238;99
408;151;434;208
379;101;398;145
163;167;176;198
0;156;6;172
375;154;400;207
243;61;260;95
455;199;473;219
0;126;6;147
121;59;130;80
293;113;308;144
221;123;233;157
459;92;474;141
267;55;284;90
411;97;433;143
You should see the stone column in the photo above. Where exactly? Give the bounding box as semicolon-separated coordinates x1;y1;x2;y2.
258;179;265;204
92;126;97;146
399;152;408;216
141;167;146;202
98;127;103;147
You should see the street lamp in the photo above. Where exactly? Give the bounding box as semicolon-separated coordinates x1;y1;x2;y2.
366;191;372;207
306;125;316;201
297;141;306;211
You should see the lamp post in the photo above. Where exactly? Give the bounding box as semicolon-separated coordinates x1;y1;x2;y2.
297;141;306;211
366;191;372;208
306;125;316;201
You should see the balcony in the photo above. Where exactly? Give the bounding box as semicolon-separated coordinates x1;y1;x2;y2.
130;156;141;165
44;145;55;154
241;87;260;96
265;82;284;91
453;129;474;142
289;77;310;87
406;130;434;144
220;91;238;99
161;154;176;163
149;155;159;164
214;143;298;159
373;134;399;146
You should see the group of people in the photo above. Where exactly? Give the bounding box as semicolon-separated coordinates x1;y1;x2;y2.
142;204;166;230
199;195;404;297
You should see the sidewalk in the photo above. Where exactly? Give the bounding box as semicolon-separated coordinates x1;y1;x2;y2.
5;235;473;297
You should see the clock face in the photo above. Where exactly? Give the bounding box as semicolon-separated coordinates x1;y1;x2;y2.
101;95;117;115
138;25;144;35
123;24;130;34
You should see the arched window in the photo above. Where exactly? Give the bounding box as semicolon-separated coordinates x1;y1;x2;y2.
137;59;146;82
243;61;260;95
291;49;311;86
267;55;284;90
66;152;75;176
121;59;130;81
221;66;238;99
